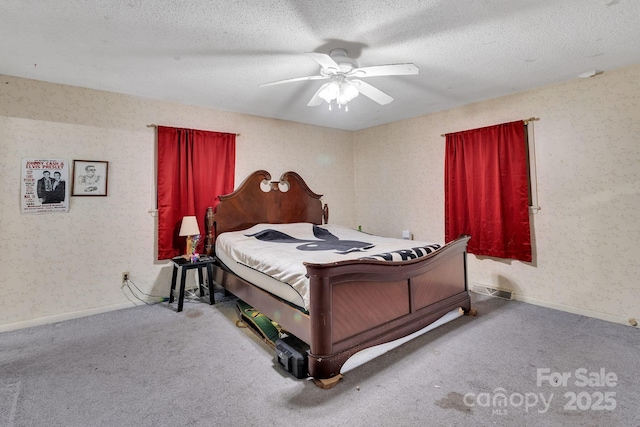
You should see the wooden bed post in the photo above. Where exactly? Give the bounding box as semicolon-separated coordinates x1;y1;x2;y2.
205;206;214;256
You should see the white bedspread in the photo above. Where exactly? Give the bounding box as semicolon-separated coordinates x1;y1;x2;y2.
215;223;441;310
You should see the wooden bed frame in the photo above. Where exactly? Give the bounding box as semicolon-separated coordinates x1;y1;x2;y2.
204;170;472;386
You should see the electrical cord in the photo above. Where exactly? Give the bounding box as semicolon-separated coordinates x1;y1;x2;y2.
122;279;209;306
122;281;153;305
121;279;168;305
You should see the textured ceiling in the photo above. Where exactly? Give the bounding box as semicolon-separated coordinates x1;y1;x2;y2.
1;0;640;131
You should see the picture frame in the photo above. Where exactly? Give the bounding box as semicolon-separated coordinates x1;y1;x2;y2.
21;158;70;214
72;160;109;196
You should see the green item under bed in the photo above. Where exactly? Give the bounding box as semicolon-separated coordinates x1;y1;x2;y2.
235;299;282;347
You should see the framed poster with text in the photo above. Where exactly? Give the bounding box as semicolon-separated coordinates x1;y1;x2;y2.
21;158;70;214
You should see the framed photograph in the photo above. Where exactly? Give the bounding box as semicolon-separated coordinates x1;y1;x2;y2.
72;160;109;196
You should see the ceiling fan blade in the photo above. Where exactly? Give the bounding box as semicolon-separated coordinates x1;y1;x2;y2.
351;79;394;105
259;75;327;87
307;83;329;106
350;63;419;78
305;52;341;73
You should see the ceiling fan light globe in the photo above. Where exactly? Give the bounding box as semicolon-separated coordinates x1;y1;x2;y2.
337;93;353;105
343;82;359;100
317;87;331;102
319;81;340;102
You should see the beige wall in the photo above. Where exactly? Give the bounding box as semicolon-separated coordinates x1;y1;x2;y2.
354;63;640;325
0;75;354;330
3;62;639;330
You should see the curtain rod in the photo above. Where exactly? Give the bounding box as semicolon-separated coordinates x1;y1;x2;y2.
146;124;240;136
440;117;539;137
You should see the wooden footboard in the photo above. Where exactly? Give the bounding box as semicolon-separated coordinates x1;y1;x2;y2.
304;235;470;379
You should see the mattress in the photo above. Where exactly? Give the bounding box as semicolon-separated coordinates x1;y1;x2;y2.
215;223;441;310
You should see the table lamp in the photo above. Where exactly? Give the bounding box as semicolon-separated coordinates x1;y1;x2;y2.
179;215;200;261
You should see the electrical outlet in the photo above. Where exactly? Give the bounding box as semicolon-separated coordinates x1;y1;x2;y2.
122;271;130;283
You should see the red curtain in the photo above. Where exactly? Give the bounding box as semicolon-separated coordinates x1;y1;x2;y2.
445;121;531;262
157;126;236;260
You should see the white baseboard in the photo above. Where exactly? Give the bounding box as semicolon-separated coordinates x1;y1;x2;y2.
511;293;633;327
0;302;136;333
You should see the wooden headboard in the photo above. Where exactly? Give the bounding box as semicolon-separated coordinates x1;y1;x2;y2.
204;170;328;255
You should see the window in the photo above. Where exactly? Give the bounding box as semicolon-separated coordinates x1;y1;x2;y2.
444;120;532;262
156;126;236;260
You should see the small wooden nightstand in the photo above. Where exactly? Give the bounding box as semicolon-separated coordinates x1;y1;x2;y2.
169;256;216;312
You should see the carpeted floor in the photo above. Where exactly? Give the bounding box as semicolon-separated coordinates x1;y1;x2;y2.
1;292;638;427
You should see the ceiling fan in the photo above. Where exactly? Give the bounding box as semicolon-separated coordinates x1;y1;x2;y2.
259;48;419;110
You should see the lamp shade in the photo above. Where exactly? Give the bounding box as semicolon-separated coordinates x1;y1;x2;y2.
179;216;200;236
